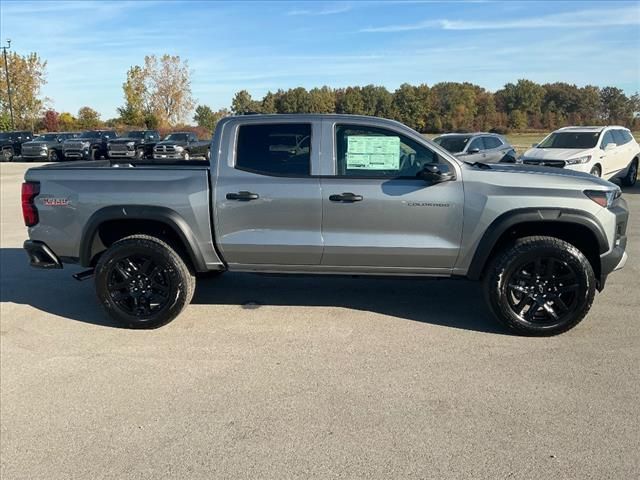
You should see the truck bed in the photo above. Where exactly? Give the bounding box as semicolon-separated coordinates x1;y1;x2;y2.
25;160;221;269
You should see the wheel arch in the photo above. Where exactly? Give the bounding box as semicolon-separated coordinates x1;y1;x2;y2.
80;205;208;272
467;208;608;283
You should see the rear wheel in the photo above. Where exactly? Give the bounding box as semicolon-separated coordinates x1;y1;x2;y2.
95;234;196;328
621;158;638;187
484;236;595;336
590;165;601;177
2;147;14;162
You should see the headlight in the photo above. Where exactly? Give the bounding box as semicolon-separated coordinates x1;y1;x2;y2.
82;141;91;148
584;189;621;208
565;155;591;165
174;146;184;152
40;145;48;150
126;141;135;146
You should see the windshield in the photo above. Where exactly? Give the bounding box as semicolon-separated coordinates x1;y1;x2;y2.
164;133;188;141
537;132;600;149
124;131;145;139
0;133;10;140
433;135;471;153
78;131;101;139
36;134;59;141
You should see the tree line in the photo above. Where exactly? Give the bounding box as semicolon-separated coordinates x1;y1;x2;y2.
1;50;638;134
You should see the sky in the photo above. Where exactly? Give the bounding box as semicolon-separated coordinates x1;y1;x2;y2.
1;0;639;120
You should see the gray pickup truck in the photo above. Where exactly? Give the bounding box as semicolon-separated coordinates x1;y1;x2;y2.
22;114;628;335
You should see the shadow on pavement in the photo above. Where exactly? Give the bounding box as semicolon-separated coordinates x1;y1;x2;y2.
1;247;506;334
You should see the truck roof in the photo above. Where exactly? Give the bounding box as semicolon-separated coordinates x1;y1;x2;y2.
557;126;629;132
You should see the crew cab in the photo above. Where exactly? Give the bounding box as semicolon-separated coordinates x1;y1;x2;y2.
107;130;161;160
63;130;118;160
1;130;34;161
22;115;629;336
21;132;79;162
153;132;210;160
521;126;639;186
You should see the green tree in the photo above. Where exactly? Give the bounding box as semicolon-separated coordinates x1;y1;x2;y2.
231;90;261;114
118;65;148;126
308;86;336;113
278;87;312;113
600;87;632;124
193;104;229;131
336;87;366;115
392;83;429;131
495;79;545;126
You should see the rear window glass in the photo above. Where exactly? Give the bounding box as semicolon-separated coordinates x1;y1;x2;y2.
236;123;311;176
433;136;470;153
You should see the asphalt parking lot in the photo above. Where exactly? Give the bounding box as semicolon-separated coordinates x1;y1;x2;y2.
1;162;639;479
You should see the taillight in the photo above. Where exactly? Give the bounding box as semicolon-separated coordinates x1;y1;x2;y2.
21;181;40;227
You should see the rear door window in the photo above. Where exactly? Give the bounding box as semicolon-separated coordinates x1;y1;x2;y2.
601;131;616;149
467;137;485;152
236;123;311;176
483;136;502;149
612;130;627;146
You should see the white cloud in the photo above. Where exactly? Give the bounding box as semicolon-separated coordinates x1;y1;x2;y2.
361;5;640;32
287;3;351;16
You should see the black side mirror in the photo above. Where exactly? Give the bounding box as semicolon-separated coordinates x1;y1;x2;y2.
418;163;455;184
468;147;480;154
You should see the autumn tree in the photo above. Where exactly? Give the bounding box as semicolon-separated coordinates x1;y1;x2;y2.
0;51;47;130
119;55;194;126
58;112;77;131
42;110;59;131
77;107;101;129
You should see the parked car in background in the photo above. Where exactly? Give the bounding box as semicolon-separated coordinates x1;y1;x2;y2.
107;130;161;160
433;133;517;163
153;132;210;160
22;114;628;336
21;132;79;162
62;130;118;161
1;131;34;161
520;126;639;186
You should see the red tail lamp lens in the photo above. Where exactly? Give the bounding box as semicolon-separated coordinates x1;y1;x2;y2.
21;182;40;227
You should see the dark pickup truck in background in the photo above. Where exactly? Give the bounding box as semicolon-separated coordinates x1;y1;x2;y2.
63;130;118;160
107;130;161;160
21;132;79;162
153;132;210;160
1;131;34;161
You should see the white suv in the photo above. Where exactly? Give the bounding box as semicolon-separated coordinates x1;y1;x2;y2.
521;126;639;186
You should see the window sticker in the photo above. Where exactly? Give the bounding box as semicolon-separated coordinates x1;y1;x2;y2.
346;135;400;170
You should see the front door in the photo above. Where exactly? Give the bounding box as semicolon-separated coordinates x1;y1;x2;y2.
320;122;464;273
214;121;323;266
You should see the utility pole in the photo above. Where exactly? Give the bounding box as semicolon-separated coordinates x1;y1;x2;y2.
1;39;14;130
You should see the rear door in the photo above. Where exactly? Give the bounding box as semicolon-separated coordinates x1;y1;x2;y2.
463;137;487;163
319;120;464;273
213;120;323;266
482;136;506;162
612;129;632;172
599;130;620;176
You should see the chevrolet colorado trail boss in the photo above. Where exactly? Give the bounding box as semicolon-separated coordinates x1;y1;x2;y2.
22;115;629;335
107;130;161;160
153;132;210;160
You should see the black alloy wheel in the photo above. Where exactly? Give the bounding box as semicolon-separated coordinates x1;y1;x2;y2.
106;254;172;318
504;256;579;325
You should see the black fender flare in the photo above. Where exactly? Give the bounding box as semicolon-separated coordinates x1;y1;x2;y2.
466;208;608;280
80;205;207;271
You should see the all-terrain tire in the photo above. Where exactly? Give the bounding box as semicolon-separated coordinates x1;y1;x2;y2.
621;158;638;187
483;236;596;336
95;234;196;328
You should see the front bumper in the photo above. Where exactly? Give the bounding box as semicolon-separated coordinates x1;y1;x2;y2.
598;203;629;288
24;240;62;269
153;152;184;160
22;152;49;160
63;149;90;160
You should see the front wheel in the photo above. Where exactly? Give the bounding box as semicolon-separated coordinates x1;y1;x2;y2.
183;151;190;161
2;148;14;162
590;165;601;177
48;149;59;162
95;234;196;328
621;158;638;187
484;236;595;336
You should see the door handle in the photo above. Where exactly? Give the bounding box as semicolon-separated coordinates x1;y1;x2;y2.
329;192;363;202
226;191;259;201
